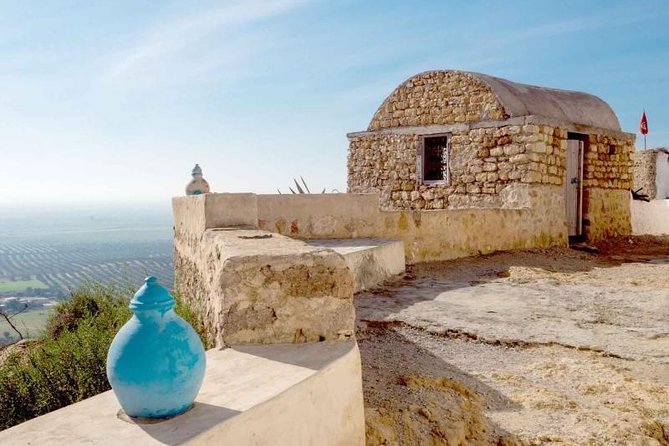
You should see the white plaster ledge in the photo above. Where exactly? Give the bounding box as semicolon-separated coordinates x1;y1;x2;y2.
0;341;365;446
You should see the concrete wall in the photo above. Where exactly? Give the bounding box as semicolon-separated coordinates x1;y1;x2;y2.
0;342;365;446
632;199;669;235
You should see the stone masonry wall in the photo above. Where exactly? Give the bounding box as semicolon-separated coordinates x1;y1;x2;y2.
349;125;566;210
581;134;635;240
582;188;632;241
368;71;507;131
349;124;634;214
172;198;356;348
583;133;635;190
631;150;658;199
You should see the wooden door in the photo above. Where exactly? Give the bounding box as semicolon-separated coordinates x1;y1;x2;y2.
565;140;584;236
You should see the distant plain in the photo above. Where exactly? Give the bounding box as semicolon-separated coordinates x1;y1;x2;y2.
0;204;174;342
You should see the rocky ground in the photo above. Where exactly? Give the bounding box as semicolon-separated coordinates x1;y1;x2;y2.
357;236;669;445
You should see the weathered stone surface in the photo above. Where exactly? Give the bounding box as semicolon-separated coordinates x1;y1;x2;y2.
367;71;508;131
306;239;406;292
347;70;635;242
632;149;669;200
348;123;575;211
174;228;355;347
582;188;632;241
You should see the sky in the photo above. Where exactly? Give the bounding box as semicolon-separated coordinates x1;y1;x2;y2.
1;0;668;206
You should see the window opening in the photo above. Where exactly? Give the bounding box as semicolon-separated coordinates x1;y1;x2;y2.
423;135;449;183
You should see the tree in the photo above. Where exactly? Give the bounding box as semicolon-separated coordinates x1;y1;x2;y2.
0;303;28;343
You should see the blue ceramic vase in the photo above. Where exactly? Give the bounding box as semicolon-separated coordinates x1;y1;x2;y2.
106;276;206;419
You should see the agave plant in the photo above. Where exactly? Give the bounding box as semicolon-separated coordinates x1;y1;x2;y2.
277;176;326;194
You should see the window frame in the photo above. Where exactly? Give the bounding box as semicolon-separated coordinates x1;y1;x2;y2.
418;133;451;186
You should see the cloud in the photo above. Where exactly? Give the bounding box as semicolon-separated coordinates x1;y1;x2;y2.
103;0;311;88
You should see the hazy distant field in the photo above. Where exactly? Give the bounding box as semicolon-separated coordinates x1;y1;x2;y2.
0;277;48;293
0;204;174;299
0;240;174;298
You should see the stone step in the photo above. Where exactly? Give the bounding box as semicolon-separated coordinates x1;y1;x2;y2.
307;239;405;292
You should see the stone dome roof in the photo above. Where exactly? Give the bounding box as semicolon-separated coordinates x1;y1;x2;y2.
368;70;621;132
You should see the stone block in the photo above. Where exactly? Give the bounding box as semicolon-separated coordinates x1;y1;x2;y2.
490;147;504;157
466;184;481;194
504;144;523;156
510;154;529;164
522;171;542;183
175;229;355;347
529;142;547;153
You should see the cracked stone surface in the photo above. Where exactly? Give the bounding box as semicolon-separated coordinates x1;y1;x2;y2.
357;247;669;363
357;237;669;445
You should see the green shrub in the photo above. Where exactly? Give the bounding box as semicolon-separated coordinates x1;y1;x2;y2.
0;283;208;431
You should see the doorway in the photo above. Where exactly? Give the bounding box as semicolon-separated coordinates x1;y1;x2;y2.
565;135;585;237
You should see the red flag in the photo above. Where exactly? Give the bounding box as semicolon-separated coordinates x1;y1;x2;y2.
640;111;649;135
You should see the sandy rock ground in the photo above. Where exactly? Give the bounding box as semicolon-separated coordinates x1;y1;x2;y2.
357;236;669;445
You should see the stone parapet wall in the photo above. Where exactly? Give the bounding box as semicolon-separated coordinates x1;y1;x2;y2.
175;188;567;266
368;71;507;131
256;194;380;239
172;219;355;347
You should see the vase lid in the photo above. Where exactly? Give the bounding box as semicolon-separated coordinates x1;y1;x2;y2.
129;276;175;312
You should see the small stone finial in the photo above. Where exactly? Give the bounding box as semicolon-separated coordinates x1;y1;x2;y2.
106;276;206;419
186;164;210;196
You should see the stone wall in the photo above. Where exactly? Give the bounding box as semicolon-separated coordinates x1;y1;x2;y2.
582;188;632;241
348;124;569;211
173;196;356;347
632;149;669;200
348;123;634;214
176;190;567;267
378;190;567;262
631;150;657;199
583;133;635;190
256;194;380;239
367;71;507;130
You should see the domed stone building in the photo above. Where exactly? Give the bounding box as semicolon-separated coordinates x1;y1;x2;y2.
347;70;635;241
